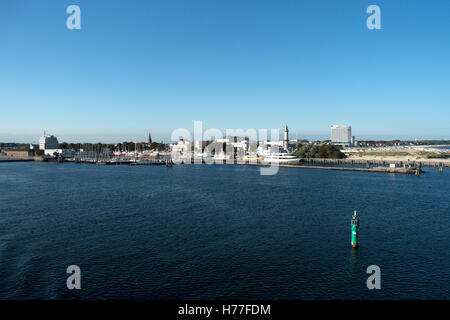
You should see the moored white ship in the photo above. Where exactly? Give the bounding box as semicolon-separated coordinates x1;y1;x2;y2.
263;152;300;163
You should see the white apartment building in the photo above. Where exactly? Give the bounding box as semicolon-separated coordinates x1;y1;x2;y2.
331;125;352;146
39;134;59;150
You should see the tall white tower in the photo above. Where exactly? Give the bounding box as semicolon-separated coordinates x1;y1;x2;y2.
283;125;289;151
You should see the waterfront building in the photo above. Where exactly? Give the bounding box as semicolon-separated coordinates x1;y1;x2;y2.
231;139;248;151
194;151;212;159
170;139;191;158
39;133;59;150
289;138;303;146
331;125;352;146
215;136;249;153
215;137;230;144
262;140;283;148
4;149;33;158
44;149;74;158
194;140;212;152
213;152;232;161
258;125;297;154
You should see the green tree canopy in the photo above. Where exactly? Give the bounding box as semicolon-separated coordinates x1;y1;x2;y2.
293;144;345;159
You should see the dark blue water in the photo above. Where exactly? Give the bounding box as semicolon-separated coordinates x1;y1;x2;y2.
0;162;449;299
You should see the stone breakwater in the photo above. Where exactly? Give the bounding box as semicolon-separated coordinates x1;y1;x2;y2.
274;164;423;175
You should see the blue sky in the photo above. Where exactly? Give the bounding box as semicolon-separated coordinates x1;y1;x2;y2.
1;0;449;143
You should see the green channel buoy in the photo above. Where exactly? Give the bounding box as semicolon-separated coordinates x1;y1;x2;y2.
351;210;359;248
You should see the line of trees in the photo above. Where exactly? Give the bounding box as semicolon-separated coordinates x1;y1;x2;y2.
293;143;346;159
414;140;450;145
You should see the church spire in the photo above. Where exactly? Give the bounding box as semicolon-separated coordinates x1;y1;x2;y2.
148;132;152;145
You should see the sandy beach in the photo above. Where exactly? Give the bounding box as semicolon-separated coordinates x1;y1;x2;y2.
347;154;450;164
346;145;450;165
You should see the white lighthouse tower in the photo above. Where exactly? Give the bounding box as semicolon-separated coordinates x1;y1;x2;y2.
283;125;289;152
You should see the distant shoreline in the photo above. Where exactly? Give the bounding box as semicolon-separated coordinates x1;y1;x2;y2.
1;155;448;172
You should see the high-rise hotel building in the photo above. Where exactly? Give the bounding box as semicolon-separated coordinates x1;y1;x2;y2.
331;125;352;146
39;133;59;150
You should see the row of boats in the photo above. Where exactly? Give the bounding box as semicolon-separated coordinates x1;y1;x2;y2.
189;151;300;163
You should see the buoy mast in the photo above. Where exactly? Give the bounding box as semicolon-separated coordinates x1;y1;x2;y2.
351;210;359;248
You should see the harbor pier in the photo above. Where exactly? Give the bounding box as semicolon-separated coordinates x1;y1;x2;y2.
247;163;423;175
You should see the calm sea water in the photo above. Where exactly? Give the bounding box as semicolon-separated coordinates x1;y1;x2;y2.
432;146;450;151
0;162;449;299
